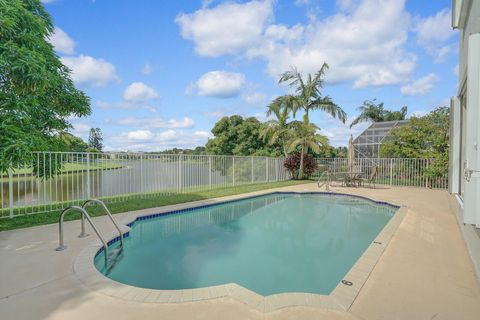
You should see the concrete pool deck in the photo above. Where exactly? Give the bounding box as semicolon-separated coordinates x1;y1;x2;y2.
1;183;479;319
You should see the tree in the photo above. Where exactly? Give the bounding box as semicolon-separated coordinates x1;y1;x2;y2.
287;121;328;179
88;128;103;151
260;96;292;157
268;63;345;177
59;133;88;152
379;107;449;183
350;99;407;128
206;116;282;156
278;63;346;125
0;0;91;173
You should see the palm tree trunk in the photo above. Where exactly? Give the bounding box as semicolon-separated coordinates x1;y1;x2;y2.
299;144;305;179
282;138;288;157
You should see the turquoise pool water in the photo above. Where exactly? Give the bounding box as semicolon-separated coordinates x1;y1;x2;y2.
95;193;397;296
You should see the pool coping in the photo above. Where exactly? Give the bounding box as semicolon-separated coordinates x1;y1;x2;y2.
73;191;407;313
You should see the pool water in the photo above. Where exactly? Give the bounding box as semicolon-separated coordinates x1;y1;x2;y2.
95;193;397;296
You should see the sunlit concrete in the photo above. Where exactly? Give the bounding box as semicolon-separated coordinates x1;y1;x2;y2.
1;183;479;320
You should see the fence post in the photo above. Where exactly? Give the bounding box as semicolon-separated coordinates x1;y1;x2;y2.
265;158;268;182
276;159;279;181
232;156;235;186
209;156;212;189
389;159;393;186
179;155;182;193
86;153;91;199
8;168;13;218
140;154;144;197
425;159;429;188
251;157;254;183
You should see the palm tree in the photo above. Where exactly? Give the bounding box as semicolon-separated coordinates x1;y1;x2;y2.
278;63;347;125
260;96;293;157
287;121;328;179
350;99;407;128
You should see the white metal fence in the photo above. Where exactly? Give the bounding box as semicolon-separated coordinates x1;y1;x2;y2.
314;158;448;190
1;152;288;218
1;152;448;218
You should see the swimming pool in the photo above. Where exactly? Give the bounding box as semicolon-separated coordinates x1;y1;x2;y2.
94;192;398;296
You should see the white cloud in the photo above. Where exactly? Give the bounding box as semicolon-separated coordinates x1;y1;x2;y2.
48;27;75;55
242;91;266;106
320;120;369;147
61;55;119;87
142;63;154;75
123;82;159;102
193;71;246;98
177;0;415;88
415;9;456;62
70;122;91;140
107;130;212;151
127;130;154;140
115;116;194;129
176;0;273;57
96;101;157;112
400;73;439;96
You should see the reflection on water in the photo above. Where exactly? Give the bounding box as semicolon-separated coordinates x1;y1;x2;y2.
96;193;397;295
2;160;223;208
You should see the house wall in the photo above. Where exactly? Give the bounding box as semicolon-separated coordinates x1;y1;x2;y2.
451;0;480;279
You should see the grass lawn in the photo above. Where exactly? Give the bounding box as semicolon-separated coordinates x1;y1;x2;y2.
0;162;123;183
1;162;123;177
0;180;311;231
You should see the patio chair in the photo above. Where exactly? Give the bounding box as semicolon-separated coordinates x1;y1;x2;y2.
361;165;378;188
345;166;362;187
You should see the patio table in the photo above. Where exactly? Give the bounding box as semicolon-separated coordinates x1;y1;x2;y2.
333;171;363;187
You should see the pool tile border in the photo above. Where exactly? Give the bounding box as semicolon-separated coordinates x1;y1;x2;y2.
73;190;407;313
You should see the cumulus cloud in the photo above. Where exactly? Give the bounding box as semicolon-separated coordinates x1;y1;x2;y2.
176;0;273;57
414;9;456;62
123;82;159;102
48;27;75;55
70;122;91;140
400;73;439;96
192;71;246;98
177;0;415;88
115;116;194;129
242;91;266;106
107;130;212;151
127;130;154;140
61;55;119;87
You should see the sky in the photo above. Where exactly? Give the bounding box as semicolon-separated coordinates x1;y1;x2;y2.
42;0;458;151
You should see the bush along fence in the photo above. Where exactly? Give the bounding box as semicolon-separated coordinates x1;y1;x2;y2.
1;152;288;218
313;157;448;190
1;152;448;218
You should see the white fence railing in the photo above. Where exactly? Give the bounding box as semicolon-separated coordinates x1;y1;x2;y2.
1;152;448;218
314;158;448;190
1;152;288;218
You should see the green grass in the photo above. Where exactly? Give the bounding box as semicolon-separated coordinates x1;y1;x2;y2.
0;180;311;231
0;162;123;182
1;162;123;176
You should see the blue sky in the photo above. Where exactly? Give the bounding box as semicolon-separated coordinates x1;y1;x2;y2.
43;0;458;151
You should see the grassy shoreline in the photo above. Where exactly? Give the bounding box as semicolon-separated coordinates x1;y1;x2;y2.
0;180;311;232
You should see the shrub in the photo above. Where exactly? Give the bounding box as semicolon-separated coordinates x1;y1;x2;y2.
283;153;318;179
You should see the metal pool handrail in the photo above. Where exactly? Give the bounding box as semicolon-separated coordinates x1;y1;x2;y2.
56;206;108;265
82;199;124;248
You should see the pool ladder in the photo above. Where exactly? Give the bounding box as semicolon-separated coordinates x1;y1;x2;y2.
55;199;124;266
